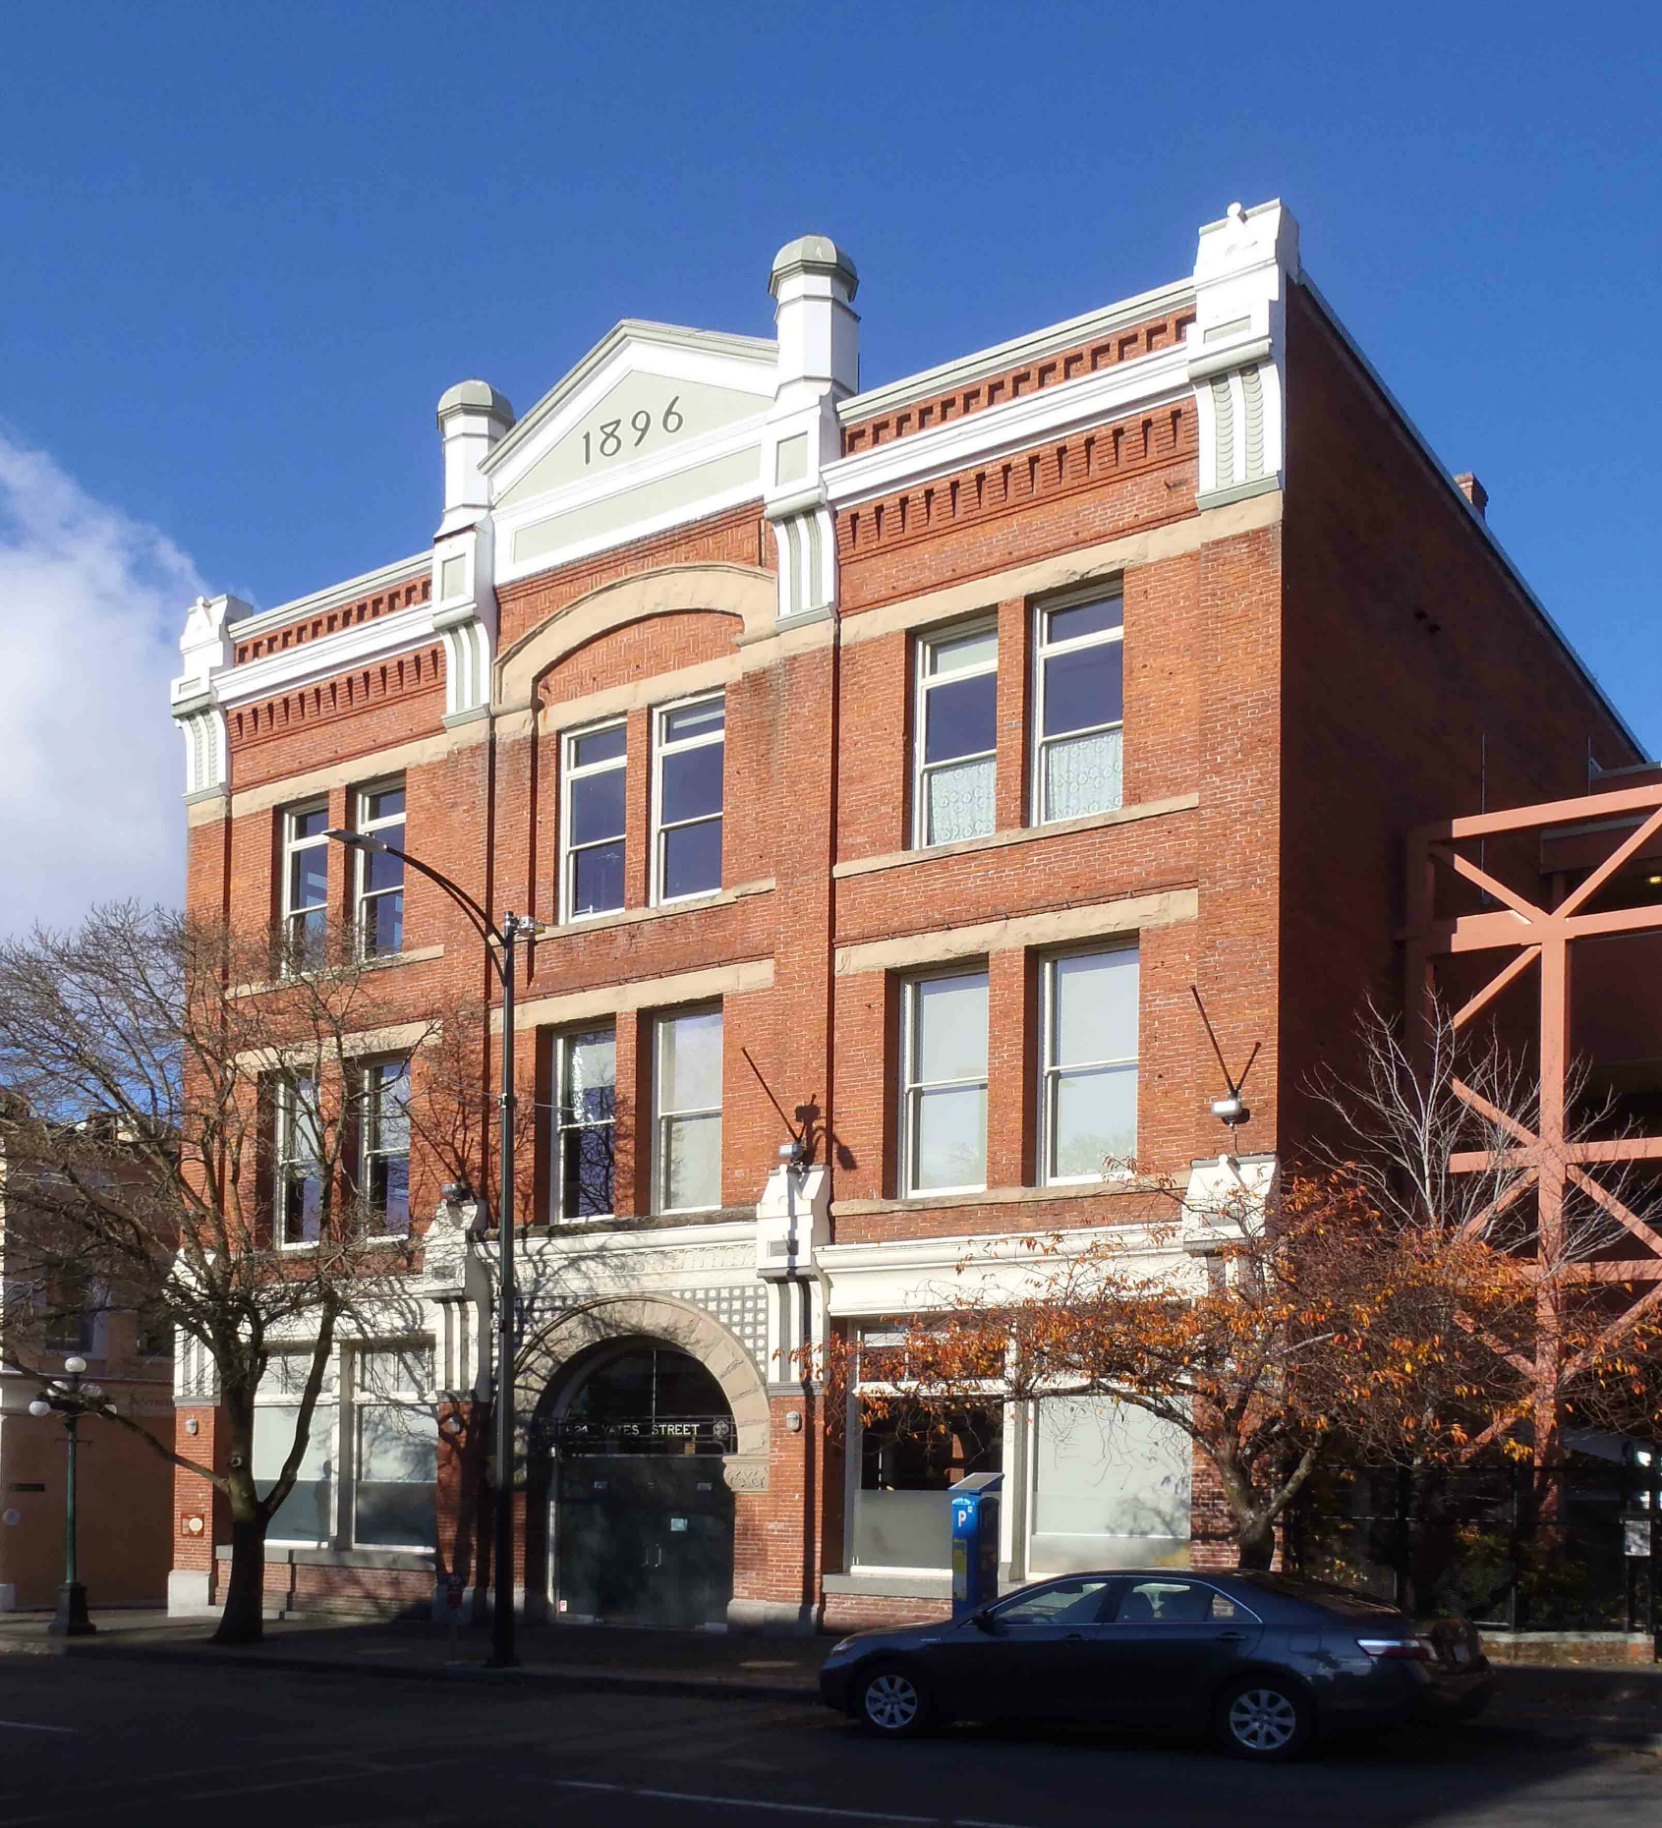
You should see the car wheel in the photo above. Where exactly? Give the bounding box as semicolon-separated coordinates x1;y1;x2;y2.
854;1662;935;1738
1214;1674;1313;1761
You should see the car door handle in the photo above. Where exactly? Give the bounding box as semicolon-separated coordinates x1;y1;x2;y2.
1065;1633;1086;1641
1217;1631;1248;1643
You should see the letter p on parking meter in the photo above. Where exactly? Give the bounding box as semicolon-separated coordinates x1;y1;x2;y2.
949;1471;1003;1620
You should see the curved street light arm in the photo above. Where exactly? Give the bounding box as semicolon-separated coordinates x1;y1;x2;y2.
323;831;508;979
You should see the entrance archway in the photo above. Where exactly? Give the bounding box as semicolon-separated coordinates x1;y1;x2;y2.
547;1341;737;1627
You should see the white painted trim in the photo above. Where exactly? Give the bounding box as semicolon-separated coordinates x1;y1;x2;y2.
214;601;441;711
899;966;990;1200
824;341;1193;510
817;1223;1179;1317
838;279;1194;426
650;690;727;908
912;617;998;850
480;319;776;481
493;430;766;587
224;552;432;645
560;717;629;924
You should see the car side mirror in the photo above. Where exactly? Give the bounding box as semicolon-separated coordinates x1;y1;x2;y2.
971;1608;995;1633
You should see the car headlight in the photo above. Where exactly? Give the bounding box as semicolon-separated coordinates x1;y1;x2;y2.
829;1636;859;1657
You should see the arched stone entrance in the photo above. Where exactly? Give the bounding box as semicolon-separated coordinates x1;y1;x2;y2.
523;1297;771;1628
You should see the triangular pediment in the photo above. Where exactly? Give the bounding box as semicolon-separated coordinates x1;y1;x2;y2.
486;319;777;512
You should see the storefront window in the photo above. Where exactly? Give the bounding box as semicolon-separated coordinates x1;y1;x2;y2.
852;1401;1002;1570
1029;1395;1190;1572
255;1355;336;1546
352;1347;436;1549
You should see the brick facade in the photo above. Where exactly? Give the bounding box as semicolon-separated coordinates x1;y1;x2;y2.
166;204;1642;1630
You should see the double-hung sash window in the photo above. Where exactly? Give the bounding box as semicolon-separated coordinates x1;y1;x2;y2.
353;782;405;957
654;1007;723;1214
654;695;725;903
356;1058;411;1237
900;970;989;1195
914;623;997;847
276;1074;324;1246
555;1027;616;1221
1041;946;1139;1181
1033;594;1124;823
564;722;627;920
351;1347;436;1551
281;803;330;968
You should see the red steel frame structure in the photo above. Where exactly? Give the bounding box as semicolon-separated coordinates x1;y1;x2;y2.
1405;780;1662;1475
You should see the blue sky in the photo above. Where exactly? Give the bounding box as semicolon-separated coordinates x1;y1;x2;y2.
1;1;1659;925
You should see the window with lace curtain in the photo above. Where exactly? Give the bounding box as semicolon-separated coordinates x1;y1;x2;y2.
1032;592;1124;823
913;621;997;847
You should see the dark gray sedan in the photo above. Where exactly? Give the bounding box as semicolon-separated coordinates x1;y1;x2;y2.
819;1569;1492;1760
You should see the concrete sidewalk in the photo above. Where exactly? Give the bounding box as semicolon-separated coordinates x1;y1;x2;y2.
0;1607;827;1700
2;1608;1660;1751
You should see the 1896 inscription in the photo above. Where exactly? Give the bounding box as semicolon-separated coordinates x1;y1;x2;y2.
582;396;684;466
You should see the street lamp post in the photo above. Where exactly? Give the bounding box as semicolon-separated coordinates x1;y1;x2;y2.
324;827;539;1669
29;1355;102;1637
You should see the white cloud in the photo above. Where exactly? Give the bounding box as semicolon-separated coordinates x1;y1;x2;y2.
0;432;207;934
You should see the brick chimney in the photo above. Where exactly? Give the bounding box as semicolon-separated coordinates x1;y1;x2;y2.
1454;472;1488;520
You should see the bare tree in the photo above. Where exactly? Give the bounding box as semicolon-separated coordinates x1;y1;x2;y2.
1310;999;1662;1482
0;904;447;1643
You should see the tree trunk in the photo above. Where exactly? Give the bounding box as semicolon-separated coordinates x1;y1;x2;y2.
212;1495;268;1645
1235;1518;1276;1570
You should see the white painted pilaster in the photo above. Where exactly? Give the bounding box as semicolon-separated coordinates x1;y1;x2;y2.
764;237;857;624
1187;201;1297;508
169;592;251;796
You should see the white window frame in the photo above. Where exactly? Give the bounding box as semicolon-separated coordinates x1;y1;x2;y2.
847;1323;1010;1576
352;778;406;959
653;1005;723;1216
275;1074;324;1249
255;1350;339;1549
355;1055;411;1239
899;967;990;1198
347;1343;436;1554
651;692;726;906
1039;945;1139;1186
561;718;628;923
912;619;998;850
1031;591;1125;826
280;799;330;970
553;1025;617;1223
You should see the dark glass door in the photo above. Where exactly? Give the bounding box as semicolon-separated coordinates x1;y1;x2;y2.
556;1454;734;1628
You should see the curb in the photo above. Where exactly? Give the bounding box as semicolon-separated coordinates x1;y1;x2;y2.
2;1637;821;1704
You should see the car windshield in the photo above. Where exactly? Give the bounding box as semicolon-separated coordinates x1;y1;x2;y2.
1232;1572;1405;1617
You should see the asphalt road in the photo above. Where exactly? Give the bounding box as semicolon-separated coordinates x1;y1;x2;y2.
0;1656;1656;1828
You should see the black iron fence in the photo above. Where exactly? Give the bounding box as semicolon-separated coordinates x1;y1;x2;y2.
1284;1442;1660;1633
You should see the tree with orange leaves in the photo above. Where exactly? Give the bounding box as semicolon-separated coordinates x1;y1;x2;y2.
851;1169;1545;1570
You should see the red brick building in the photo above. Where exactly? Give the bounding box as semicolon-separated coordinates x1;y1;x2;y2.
166;201;1645;1629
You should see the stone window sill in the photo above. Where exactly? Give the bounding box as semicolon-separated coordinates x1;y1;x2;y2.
823;1571;952;1598
832;794;1198;881
216;1545;435;1571
535;879;776;943
521;1206;756;1240
228;943;445;998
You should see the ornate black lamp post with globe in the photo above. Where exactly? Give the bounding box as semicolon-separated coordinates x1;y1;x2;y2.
29;1355;101;1637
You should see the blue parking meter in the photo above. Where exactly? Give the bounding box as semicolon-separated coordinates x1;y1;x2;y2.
949;1471;1003;1620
